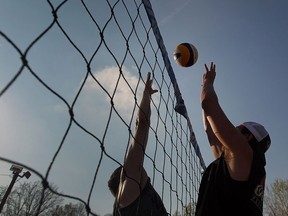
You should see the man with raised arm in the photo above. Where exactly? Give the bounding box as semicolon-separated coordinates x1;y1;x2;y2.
195;63;271;216
108;72;168;216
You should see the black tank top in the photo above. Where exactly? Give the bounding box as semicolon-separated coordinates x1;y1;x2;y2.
195;152;266;216
113;178;168;216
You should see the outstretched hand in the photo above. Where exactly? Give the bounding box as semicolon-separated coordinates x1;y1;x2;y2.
201;62;217;107
203;62;216;86
144;72;158;96
137;72;158;124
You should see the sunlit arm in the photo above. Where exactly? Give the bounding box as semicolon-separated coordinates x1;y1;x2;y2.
116;72;157;207
201;63;253;181
202;110;222;159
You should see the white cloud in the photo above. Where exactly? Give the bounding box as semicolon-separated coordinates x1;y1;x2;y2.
50;104;66;113
85;66;143;120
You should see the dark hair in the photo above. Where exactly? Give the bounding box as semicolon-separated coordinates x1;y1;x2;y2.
240;126;271;153
240;126;270;165
108;166;122;197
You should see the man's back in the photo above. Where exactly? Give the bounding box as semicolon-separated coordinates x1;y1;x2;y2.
196;152;266;216
114;178;168;216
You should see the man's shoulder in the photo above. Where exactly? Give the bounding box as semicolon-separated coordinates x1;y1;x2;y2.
115;178;168;216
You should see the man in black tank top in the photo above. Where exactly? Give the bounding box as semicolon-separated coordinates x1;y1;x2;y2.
196;63;271;216
108;73;168;216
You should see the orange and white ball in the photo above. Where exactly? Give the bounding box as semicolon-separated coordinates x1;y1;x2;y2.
173;43;198;67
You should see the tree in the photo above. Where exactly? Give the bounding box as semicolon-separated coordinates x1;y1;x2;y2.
172;211;182;216
0;181;86;216
264;178;288;216
172;202;196;216
0;181;63;216
48;203;86;216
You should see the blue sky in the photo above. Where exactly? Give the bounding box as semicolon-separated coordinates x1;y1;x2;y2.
1;0;288;215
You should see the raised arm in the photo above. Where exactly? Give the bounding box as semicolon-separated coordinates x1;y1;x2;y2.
117;72;157;207
202;109;222;159
200;63;253;180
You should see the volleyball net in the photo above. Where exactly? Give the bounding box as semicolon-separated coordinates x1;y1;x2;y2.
0;1;205;215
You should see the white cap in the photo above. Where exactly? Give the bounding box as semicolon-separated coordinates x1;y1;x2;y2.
242;122;271;151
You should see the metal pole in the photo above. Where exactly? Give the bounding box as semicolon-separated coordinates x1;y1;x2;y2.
0;171;19;213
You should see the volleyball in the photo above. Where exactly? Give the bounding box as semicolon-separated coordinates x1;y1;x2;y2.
173;43;198;67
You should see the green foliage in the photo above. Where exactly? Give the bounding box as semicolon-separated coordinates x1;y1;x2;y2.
172;202;196;216
264;178;288;216
48;203;86;216
0;181;85;216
